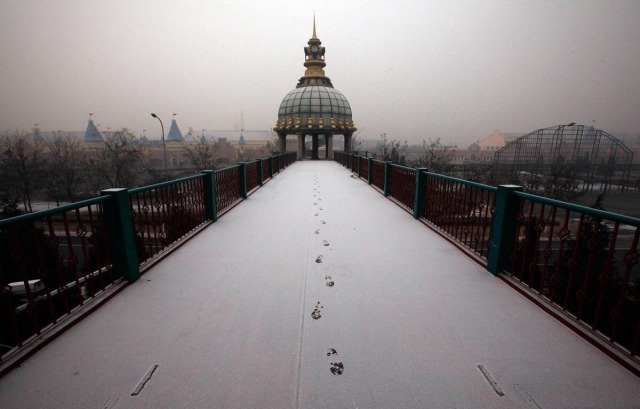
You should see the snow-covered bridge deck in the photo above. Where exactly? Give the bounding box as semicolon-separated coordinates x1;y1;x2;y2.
0;161;638;408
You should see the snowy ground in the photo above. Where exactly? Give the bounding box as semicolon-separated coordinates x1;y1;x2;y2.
0;161;638;409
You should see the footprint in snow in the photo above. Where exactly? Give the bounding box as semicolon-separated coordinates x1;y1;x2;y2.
311;302;323;320
325;276;334;287
330;362;344;375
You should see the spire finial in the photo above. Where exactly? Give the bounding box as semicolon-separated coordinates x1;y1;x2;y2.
299;14;331;87
312;14;317;38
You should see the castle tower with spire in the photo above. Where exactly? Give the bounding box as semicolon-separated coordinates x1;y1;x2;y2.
274;17;356;160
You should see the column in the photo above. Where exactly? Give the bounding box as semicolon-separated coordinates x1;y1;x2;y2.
312;134;319;159
326;134;334;159
297;134;305;160
278;134;286;153
344;133;352;152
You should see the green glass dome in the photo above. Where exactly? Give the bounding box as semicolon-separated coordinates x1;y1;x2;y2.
275;86;354;133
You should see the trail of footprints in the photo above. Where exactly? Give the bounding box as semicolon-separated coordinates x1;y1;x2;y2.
310;174;344;376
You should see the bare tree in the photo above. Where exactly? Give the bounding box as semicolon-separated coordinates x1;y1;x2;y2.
459;163;496;185
0;130;46;212
183;139;218;172
92;131;143;188
541;157;585;202
44;132;85;205
375;133;408;164
417;137;455;174
351;130;363;153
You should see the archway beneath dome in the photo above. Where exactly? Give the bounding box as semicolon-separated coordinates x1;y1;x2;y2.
293;133;336;160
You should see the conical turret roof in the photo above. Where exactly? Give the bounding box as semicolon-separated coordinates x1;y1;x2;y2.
84;119;103;141
167;119;184;141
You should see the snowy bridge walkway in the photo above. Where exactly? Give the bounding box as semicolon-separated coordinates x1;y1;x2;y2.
1;161;639;408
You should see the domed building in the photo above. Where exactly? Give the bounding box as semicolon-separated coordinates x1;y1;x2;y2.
274;19;356;160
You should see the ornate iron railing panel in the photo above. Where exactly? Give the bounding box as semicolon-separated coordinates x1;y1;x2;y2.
129;175;207;265
277;155;285;173
422;174;497;259
246;161;259;193
389;165;416;212
334;153;639;366
215;166;241;214
371;160;385;191
0;153;298;369
508;192;640;358
261;158;271;183
360;157;369;181
0;197;114;361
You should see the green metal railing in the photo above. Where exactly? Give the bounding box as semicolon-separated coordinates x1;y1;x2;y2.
0;196;115;362
0;152;296;365
505;190;640;359
337;152;497;260
336;151;639;367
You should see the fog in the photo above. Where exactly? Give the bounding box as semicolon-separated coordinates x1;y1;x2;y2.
1;0;639;146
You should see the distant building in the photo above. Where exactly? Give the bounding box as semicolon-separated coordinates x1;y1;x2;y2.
477;130;523;151
30;118;275;171
494;124;634;191
446;130;525;164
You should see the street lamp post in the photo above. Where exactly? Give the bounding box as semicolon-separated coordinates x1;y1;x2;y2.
151;113;168;181
550;122;575;161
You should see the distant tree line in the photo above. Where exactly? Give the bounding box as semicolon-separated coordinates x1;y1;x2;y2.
0;129;222;216
365;132;607;203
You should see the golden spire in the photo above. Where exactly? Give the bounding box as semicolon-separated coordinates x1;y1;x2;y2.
312;14;317;39
297;16;332;87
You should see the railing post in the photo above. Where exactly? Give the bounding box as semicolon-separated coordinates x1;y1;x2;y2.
413;168;428;219
487;185;523;275
257;159;264;186
202;170;218;222
100;188;140;283
384;161;392;197
269;155;274;178
368;158;374;185
239;162;247;199
357;156;363;178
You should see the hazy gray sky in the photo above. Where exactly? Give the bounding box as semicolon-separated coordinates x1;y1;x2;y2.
1;0;639;146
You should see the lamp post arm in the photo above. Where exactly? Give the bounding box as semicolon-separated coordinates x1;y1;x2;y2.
151;113;169;181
